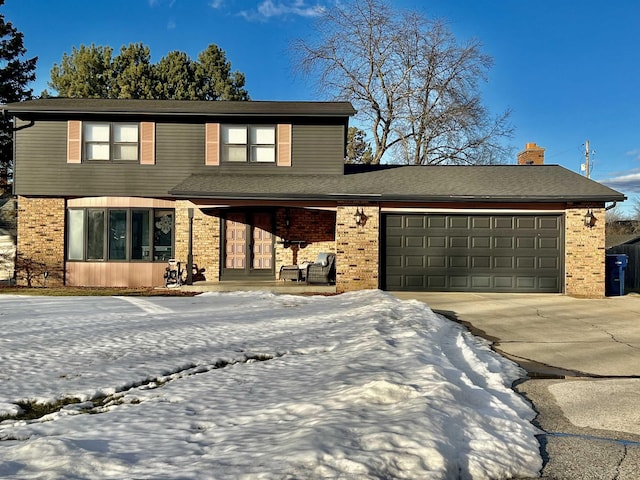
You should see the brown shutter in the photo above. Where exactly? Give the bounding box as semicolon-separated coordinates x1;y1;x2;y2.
205;123;220;166
67;121;82;164
277;124;292;167
140;122;155;165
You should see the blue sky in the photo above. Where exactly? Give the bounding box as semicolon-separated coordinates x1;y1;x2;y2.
5;0;640;212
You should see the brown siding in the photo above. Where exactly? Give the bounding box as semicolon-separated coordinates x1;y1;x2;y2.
14;119;347;197
66;262;167;287
140;122;155;165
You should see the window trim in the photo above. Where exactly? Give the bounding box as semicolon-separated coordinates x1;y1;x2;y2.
220;124;276;163
67;207;174;262
83;121;140;163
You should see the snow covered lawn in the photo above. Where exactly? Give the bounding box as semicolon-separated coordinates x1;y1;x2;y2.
0;290;541;479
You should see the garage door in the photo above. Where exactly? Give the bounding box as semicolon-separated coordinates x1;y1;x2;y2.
383;214;563;292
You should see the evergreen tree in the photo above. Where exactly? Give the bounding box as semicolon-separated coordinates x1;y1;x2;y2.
0;0;37;188
49;43;250;101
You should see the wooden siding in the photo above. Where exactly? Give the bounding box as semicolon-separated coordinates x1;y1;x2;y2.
66;262;168;287
13;119;346;197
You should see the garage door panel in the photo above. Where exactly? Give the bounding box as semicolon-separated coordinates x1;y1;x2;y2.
384;213;562;293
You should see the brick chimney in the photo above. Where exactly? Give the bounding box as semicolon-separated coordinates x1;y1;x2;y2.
517;142;545;165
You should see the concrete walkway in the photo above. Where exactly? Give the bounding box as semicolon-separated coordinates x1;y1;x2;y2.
392;292;640;479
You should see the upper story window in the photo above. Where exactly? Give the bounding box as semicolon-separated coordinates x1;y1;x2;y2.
221;125;276;163
84;122;139;162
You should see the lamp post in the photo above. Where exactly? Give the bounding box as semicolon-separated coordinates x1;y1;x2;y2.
186;208;194;285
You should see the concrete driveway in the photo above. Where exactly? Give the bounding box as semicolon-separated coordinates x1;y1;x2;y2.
392;292;640;480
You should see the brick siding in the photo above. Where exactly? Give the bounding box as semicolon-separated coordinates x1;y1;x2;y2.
335;204;379;292
565;206;605;297
175;201;221;282
16;196;65;286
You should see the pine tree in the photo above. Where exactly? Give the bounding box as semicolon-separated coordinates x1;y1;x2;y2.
0;0;37;188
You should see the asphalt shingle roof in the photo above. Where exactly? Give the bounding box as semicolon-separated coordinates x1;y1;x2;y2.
169;165;626;203
4;98;356;117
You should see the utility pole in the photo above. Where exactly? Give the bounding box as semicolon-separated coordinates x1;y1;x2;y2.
584;140;591;178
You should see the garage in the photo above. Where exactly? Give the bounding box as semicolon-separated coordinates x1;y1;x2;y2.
383;213;563;292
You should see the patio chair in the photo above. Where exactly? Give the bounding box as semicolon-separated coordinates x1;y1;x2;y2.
305;252;336;285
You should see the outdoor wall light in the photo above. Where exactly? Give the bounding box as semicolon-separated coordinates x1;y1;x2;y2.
284;208;291;228
583;209;597;228
354;207;367;227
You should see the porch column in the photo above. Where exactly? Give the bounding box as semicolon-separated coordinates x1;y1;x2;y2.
335;203;380;293
175;201;221;282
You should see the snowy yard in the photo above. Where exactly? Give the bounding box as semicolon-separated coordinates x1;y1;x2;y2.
0;290;541;479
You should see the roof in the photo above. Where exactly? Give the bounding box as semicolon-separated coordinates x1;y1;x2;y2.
3;98;356;117
169;164;626;203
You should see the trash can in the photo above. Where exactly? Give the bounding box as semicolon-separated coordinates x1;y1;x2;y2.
605;254;628;296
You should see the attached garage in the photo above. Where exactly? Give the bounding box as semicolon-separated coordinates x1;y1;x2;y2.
383;213;564;292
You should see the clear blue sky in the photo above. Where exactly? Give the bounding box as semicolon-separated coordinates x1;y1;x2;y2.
5;0;640;212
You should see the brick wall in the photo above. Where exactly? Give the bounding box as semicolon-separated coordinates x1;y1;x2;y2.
275;207;335;275
335;204;379;292
16;196;66;286
175;201;220;282
565;206;605;297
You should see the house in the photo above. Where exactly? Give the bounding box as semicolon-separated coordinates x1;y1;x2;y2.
5;98;625;297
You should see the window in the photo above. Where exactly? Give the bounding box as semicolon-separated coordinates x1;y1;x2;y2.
67;208;174;261
84;122;139;162
221;125;275;163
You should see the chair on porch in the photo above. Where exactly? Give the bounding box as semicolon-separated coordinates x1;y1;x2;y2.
305;253;336;285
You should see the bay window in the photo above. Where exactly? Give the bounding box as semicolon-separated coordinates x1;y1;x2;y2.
67;208;174;261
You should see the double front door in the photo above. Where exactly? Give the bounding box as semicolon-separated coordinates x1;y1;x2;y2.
222;211;274;279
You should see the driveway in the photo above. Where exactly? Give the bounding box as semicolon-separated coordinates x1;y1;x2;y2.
392;292;640;480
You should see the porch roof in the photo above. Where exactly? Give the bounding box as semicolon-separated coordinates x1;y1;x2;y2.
169;165;625;203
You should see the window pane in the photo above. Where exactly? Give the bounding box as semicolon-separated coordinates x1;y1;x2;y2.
131;210;150;260
251;126;275;145
87;210;105;260
224;145;247;162
154;210;173;261
252;145;275;162
222;125;247;144
114;144;138;161
109;210;127;260
67;209;85;260
84;123;110;142
113;123;138;143
86;143;110;161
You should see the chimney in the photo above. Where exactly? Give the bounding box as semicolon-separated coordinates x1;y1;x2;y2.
517;142;545;165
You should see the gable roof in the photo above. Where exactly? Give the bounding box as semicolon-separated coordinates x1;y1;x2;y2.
3;98;356;117
170;165;626;203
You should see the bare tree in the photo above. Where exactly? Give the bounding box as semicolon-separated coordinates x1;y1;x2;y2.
292;0;512;165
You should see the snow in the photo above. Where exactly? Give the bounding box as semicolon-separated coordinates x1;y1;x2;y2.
0;290;542;479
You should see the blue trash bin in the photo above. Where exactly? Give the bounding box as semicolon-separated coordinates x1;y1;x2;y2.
605;254;628;296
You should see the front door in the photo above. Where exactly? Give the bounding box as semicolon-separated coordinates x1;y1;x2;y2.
222;211;274;279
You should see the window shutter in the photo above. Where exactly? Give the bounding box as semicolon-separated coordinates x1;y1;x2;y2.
205;123;220;166
277;124;292;167
140;122;155;165
67;121;82;164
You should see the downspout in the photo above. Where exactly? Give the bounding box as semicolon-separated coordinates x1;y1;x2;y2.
605;202;617;211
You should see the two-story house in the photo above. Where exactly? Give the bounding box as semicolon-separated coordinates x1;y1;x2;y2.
6;98;625;297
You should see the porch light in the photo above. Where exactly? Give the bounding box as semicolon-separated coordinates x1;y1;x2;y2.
583;209;597;228
354;207;367;227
